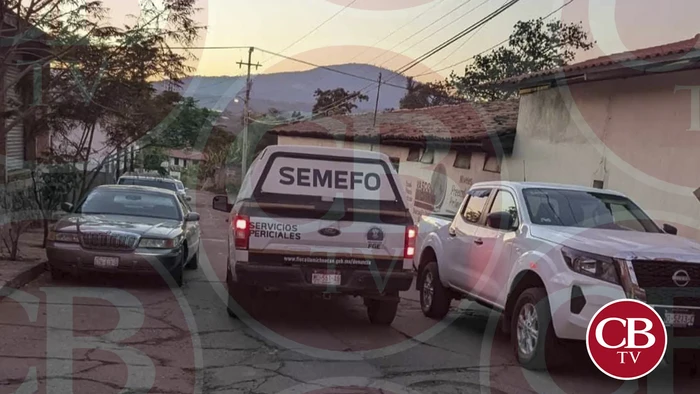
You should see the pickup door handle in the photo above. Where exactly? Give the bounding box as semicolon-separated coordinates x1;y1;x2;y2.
474;238;484;245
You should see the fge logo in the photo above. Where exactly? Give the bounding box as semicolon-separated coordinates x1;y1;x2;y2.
586;299;668;380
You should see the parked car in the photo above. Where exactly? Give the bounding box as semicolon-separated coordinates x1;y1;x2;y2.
47;185;201;287
415;181;698;369
212;145;416;325
117;174;191;202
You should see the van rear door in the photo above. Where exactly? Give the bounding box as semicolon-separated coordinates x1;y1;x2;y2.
241;150;413;272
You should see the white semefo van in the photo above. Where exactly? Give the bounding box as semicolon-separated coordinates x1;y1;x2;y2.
212;145;416;325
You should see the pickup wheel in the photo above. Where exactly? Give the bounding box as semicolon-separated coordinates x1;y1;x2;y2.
510;287;558;370
366;298;399;326
419;261;451;319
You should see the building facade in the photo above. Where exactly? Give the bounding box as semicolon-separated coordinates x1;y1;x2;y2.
499;35;700;240
272;100;518;222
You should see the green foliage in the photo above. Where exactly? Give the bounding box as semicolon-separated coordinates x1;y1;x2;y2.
448;18;595;101
141;147;168;172
0;187;41;260
140;97;218;150
312;88;369;117
399;77;462;109
181;163;200;189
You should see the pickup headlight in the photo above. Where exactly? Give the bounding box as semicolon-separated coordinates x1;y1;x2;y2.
561;246;621;285
48;231;80;243
138;237;182;249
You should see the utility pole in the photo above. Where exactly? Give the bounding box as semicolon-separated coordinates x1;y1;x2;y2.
373;72;382;127
237;47;262;178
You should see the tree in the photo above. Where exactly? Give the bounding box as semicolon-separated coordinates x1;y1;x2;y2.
312;88;369;117
448;18;594;101
399;77;462;109
31;163;79;248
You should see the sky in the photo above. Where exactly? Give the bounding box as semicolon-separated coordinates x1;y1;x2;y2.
107;0;700;82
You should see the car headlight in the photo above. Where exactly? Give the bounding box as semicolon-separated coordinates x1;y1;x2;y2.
138;237;181;249
561;246;621;285
48;231;80;243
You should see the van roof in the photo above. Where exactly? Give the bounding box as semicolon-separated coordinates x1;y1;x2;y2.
259;145;391;163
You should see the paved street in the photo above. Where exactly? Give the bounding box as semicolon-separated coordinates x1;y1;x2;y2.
0;190;697;394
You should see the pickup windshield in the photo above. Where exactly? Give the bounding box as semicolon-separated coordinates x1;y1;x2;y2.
522;188;661;233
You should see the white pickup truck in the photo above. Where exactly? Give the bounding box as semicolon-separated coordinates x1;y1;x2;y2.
415;181;700;369
213;145;416;325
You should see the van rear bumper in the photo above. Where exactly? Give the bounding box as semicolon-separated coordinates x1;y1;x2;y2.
233;262;414;295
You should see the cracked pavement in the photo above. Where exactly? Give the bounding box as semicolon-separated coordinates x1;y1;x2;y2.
1;191;697;393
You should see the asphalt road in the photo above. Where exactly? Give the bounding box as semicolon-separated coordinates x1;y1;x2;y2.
0;190;697;394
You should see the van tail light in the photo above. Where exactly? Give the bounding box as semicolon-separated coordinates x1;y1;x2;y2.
233;214;250;250
404;225;417;259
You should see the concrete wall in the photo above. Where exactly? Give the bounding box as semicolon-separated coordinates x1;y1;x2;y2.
502;69;700;240
277;136;501;222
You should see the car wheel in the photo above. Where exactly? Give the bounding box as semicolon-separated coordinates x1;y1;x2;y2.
419;261;451;319
49;263;67;281
366;298;399;325
186;247;199;270
510;287;558;370
172;248;185;287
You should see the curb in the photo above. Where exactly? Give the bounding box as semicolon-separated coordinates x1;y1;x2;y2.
0;261;47;297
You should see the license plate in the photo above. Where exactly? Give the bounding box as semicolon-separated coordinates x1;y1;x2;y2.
663;312;695;327
94;256;119;268
312;273;341;286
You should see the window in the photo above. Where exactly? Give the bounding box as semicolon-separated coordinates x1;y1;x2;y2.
79;190;182;220
488;190;519;228
453;152;471;169
183;159;188;168
420;148;435;164
483;154;501;173
592;180;604;189
174;157;180;166
407;147;421;162
522;188;661;233
462;189;491;223
390;157;400;173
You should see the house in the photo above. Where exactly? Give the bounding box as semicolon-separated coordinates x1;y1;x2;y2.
496;34;700;240
270;100;519;221
1;10;50;184
167;148;207;170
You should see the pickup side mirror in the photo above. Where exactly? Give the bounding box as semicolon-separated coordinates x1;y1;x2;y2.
663;223;678;235
185;212;200;222
61;202;74;212
212;195;232;212
486;211;516;231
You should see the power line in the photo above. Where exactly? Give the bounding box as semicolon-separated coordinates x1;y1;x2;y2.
376;0;490;68
260;0;357;64
411;0;575;77
365;0;476;66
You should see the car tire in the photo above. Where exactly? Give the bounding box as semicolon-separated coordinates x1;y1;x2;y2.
172;249;185;288
510;287;558;370
366;298;399;326
186;248;199;270
49;264;67;281
419;261;451;319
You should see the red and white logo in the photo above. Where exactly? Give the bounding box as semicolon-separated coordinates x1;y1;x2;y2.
586;299;668;380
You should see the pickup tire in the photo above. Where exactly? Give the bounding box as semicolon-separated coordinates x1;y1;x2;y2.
366;299;399;325
419;261;451;319
510;287;558;370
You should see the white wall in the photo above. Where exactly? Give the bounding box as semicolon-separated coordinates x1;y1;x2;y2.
503;70;700;240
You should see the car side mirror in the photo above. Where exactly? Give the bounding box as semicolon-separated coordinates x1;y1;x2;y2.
61;202;73;212
186;212;200;222
212;195;232;212
185;196;192;202
486;211;515;231
663;223;678;235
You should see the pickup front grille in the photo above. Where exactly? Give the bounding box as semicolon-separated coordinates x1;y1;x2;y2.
80;232;138;251
632;260;700;307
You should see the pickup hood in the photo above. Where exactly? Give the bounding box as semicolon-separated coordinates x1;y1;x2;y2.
530;225;700;263
55;214;182;239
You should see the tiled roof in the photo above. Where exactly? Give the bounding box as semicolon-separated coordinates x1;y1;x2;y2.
499;34;700;86
167;149;207;161
270;100;519;144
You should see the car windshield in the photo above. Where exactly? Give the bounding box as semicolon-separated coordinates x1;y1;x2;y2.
175;181;185;190
77;189;182;220
118;177;178;192
522;188;661;233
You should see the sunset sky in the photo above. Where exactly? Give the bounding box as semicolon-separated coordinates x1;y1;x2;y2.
110;0;700;81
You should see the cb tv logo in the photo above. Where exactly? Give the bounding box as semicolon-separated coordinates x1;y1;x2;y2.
586;299;668;380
